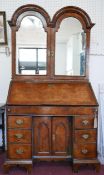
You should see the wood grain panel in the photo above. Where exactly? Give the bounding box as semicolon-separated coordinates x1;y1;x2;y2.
74;143;97;159
7;106;96;115
52;117;71;156
7;82;98;106
74;116;95;129
7;144;32;159
7;116;32;129
33;117;51;156
8;129;32;143
74;129;96;143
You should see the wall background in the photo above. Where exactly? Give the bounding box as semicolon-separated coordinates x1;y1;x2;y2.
0;0;104;103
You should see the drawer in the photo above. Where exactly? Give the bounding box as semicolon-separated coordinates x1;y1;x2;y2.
74;129;97;143
7;116;32;129
74;143;97;159
7;144;32;159
7;129;32;143
7;106;95;115
74;116;95;129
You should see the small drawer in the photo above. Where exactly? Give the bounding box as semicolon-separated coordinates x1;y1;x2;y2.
74;129;97;143
74;116;95;129
7;144;32;159
74;143;97;159
7;129;32;143
7;116;32;129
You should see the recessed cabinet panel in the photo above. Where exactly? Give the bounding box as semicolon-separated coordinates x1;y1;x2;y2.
33;117;51;156
52;117;71;156
33;117;71;158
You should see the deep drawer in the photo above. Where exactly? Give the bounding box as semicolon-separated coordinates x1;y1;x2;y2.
73;143;97;159
74;129;97;143
7;116;32;129
7;129;32;143
7;144;32;159
74;116;95;129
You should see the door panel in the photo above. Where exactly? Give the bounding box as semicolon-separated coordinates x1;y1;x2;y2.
52;117;71;156
33;117;51;156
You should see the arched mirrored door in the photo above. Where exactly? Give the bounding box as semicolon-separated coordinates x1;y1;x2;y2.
51;6;94;80
55;17;86;76
9;5;94;81
16;15;47;75
8;4;51;80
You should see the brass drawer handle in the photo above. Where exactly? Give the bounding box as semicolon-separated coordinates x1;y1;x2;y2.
81;149;88;154
16;149;24;154
16;119;24;125
15;133;23;139
82;134;89;139
82;120;89;126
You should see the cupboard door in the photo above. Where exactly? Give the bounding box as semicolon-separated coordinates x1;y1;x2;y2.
33;117;51;157
52;117;71;156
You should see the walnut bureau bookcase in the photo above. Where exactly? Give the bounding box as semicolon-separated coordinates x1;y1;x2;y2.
4;4;100;173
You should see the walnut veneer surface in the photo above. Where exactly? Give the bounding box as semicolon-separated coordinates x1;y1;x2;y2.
4;81;100;174
7;81;97;106
4;4;100;174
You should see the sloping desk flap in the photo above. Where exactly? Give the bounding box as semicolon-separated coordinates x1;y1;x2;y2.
7;81;98;106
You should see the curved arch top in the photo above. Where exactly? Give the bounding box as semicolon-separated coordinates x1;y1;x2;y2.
8;4;51;27
8;4;95;81
52;6;95;30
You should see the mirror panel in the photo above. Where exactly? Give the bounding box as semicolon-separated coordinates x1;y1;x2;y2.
16;16;47;75
55;17;86;76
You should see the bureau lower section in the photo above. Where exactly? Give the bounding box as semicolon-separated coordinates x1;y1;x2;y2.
7;116;72;160
4;106;100;173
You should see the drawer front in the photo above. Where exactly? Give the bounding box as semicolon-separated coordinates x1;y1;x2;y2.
7;116;32;129
7;106;96;115
74;129;97;143
7;129;32;143
74;143;97;159
74;116;95;129
7;144;32;159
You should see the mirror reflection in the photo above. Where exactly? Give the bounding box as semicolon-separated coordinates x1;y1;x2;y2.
16;16;47;75
55;17;86;76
